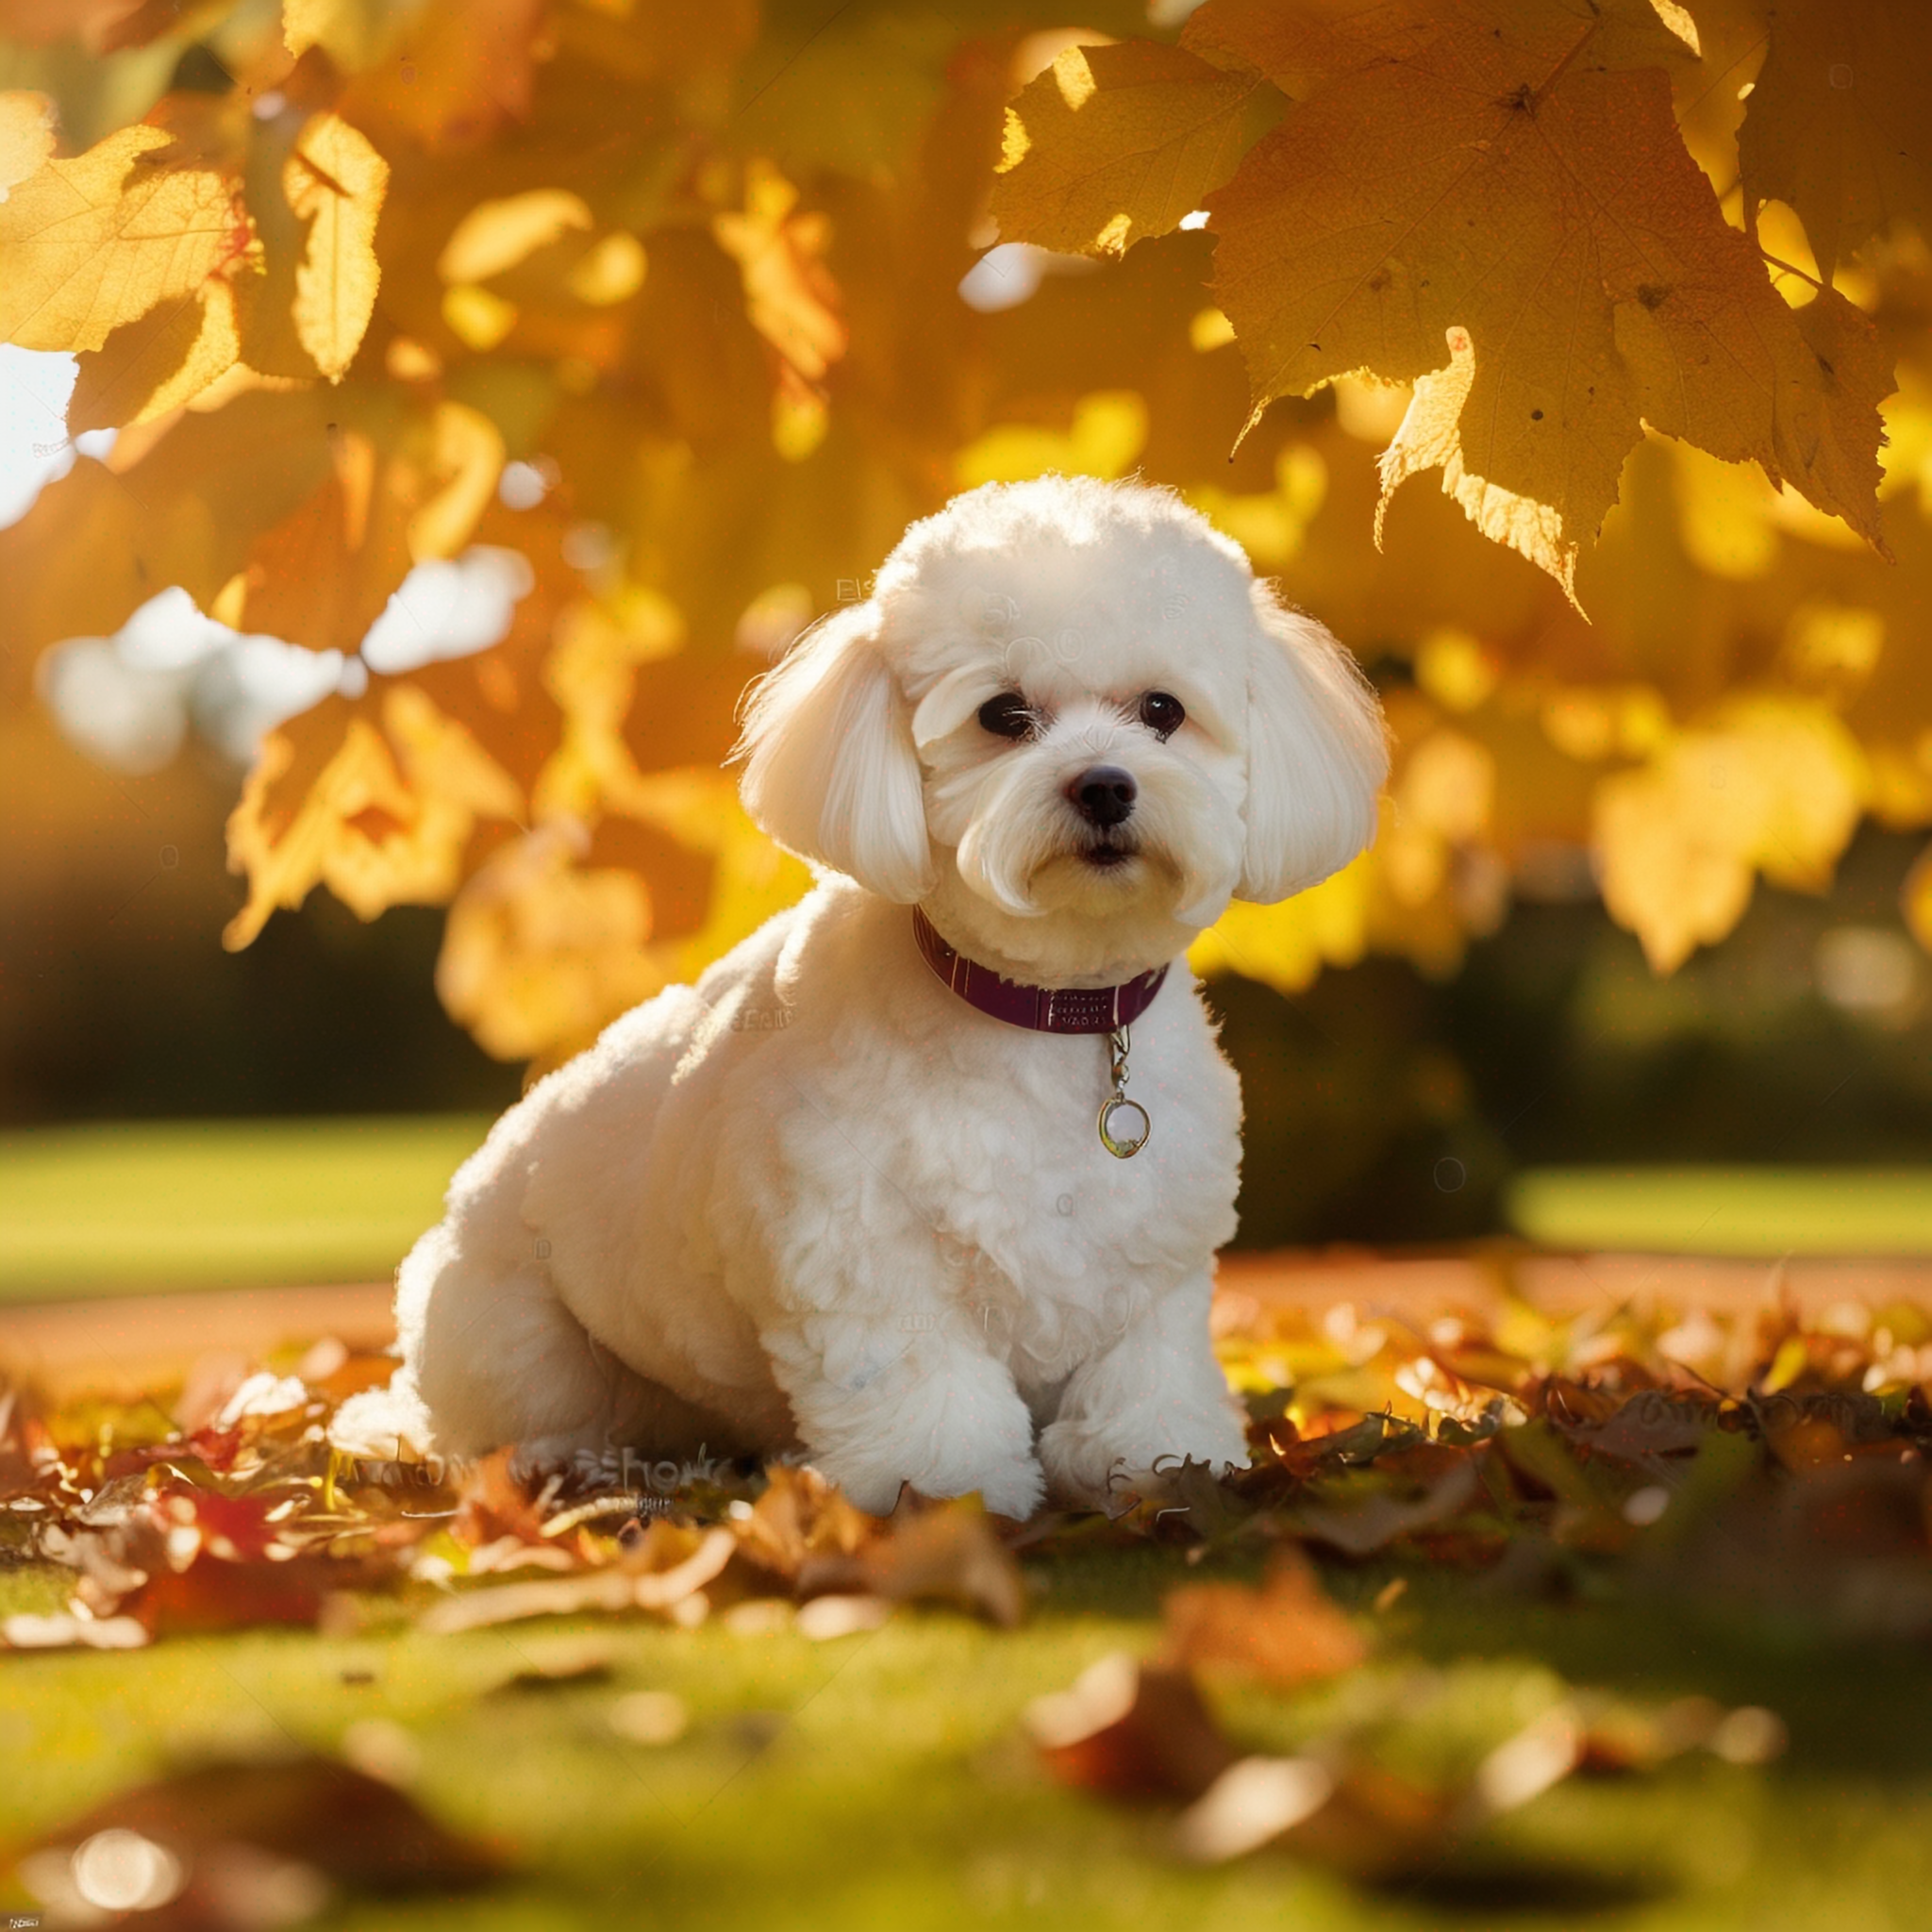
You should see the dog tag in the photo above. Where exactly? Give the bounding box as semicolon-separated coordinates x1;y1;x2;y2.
1097;1095;1151;1159
1097;1024;1151;1158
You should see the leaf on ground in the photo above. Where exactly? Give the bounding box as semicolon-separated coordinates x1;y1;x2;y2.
20;1754;498;1927
1190;0;1891;591
0;125;243;353
860;1497;1026;1628
991;41;1269;258
453;1446;549;1546
1179;1755;1453;1874
1289;1455;1483;1557
1025;1653;1238;1801
726;1462;874;1594
418;1525;737;1634
1159;1552;1368;1687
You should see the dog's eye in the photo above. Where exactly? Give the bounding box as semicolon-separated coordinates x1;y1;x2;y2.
977;691;1034;741
1139;691;1185;739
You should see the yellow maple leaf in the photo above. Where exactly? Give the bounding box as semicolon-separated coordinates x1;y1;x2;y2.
224;688;525;950
990;41;1268;258
1906;841;1932;957
1737;0;1932;279
1594;699;1868;971
0;90;55;194
1184;0;1891;590
1190;852;1373;995
237;400;504;655
1376;325;1579;598
436;822;665;1064
285;112;391;381
68;276;242;431
438;189;593;284
0;125;241;353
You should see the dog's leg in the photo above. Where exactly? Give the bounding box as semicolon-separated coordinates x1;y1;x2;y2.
1037;1271;1248;1507
764;1311;1044;1518
332;1223;642;1469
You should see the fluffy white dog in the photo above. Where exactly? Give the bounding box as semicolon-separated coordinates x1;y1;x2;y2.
333;475;1387;1516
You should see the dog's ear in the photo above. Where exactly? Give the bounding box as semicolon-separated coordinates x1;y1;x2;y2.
1237;587;1389;904
735;603;934;903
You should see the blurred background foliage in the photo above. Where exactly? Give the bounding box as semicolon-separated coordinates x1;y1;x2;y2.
1;0;1929;1251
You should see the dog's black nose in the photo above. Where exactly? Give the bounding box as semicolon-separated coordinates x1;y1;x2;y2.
1069;765;1137;827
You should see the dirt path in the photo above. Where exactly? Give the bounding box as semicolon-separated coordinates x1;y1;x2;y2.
8;1247;1932;1399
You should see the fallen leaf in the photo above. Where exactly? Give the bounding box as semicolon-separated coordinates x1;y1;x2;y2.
22;1755;499;1919
417;1525;735;1634
1159;1554;1368;1687
1025;1653;1237;1801
1175;1755;1336;1861
861;1498;1026;1627
1289;1457;1480;1557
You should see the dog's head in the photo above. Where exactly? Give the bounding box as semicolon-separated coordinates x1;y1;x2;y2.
736;476;1388;975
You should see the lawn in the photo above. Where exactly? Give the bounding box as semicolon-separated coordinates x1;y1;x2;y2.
5;1118;1930;1302
7;1549;1932;1930
0;1117;492;1296
5;1124;1932;1927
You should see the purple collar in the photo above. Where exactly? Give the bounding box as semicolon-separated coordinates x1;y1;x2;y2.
911;908;1170;1035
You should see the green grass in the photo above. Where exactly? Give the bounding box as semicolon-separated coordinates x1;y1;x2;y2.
5;1119;1932;1303
0;1116;491;1297
1507;1166;1932;1258
5;1554;1930;1929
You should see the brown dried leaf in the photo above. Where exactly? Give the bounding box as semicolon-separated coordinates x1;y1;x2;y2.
1160;1553;1368;1687
1025;1653;1237;1802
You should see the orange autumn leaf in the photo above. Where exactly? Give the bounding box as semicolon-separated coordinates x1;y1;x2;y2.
234;401;505;656
1160;1554;1370;1688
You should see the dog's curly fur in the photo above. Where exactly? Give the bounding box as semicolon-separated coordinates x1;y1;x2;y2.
333;476;1388;1515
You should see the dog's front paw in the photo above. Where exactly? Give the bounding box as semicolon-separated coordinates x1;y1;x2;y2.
1039;1412;1248;1509
813;1450;1045;1521
968;1455;1047;1523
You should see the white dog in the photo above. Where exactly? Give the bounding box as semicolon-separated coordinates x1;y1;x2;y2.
333;475;1386;1516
